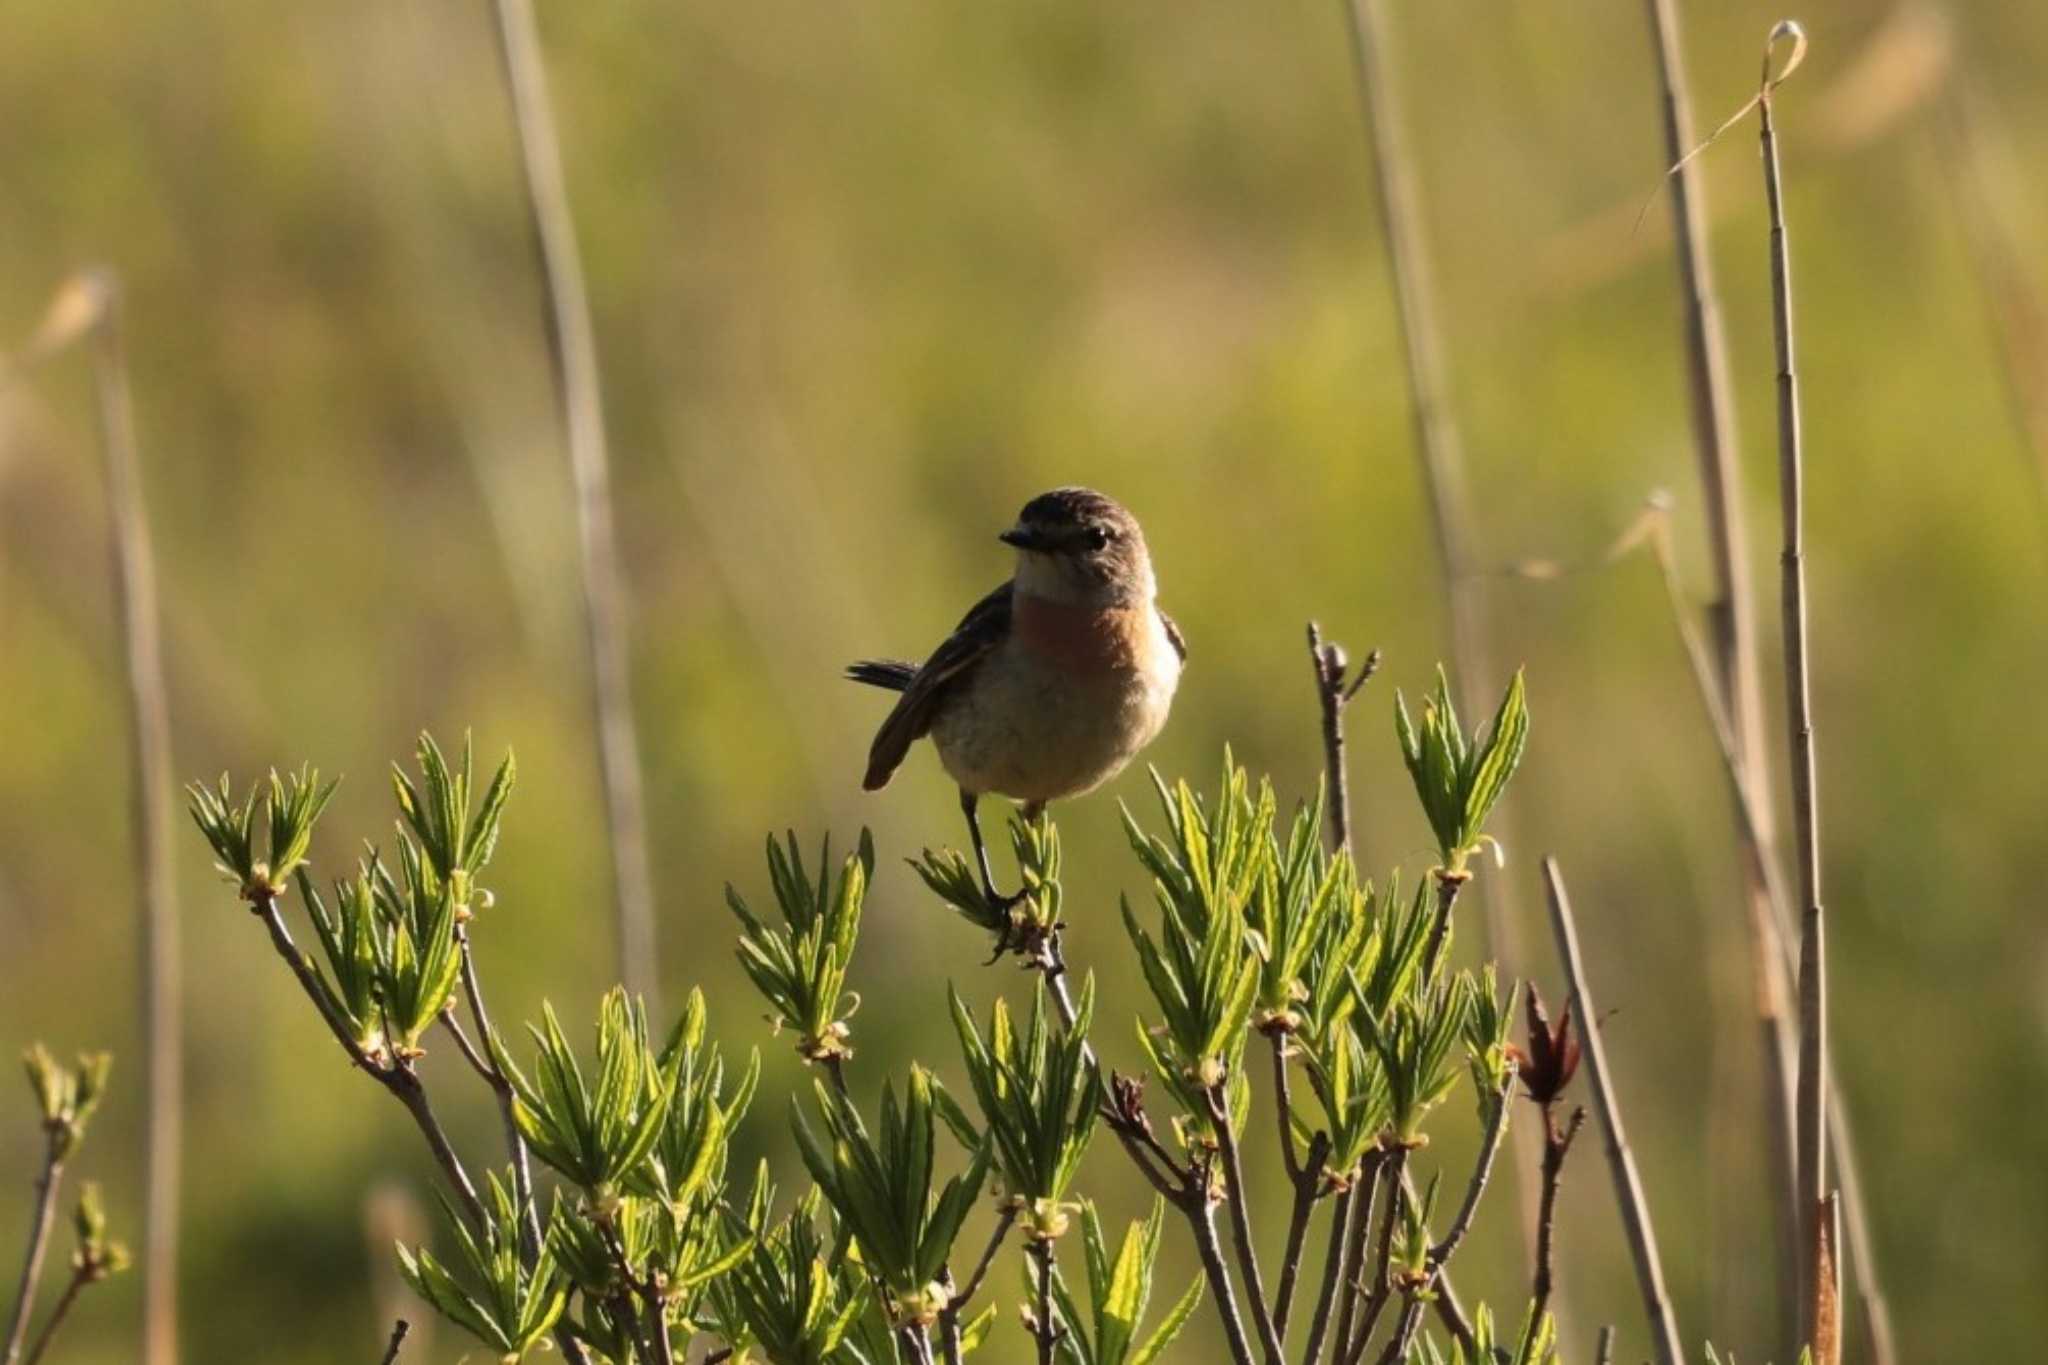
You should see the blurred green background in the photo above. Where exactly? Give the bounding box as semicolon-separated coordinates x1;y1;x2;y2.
3;0;2043;1360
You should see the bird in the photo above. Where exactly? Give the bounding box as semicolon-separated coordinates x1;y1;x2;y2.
847;486;1185;910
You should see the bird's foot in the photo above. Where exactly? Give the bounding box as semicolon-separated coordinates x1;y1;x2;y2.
979;885;1037;962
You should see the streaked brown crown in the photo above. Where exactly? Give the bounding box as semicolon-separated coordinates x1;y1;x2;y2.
1005;486;1153;598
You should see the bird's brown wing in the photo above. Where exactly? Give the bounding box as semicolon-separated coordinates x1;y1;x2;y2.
1158;606;1188;663
862;581;1013;790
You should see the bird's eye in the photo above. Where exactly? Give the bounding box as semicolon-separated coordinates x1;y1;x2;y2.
1086;527;1112;550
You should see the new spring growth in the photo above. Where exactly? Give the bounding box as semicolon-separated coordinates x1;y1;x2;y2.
68;1182;131;1282
1394;668;1529;876
21;1046;111;1160
186;764;338;903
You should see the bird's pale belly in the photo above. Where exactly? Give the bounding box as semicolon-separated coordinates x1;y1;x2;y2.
931;632;1179;805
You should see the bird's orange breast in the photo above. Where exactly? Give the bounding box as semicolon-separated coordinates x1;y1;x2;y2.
1011;594;1151;675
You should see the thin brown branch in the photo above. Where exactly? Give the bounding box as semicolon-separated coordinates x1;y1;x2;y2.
438;1011;496;1086
1330;1153;1383;1363
1305;624;1380;854
17;1269;86;1365
951;1207;1017;1314
1419;871;1466;983
1431;1078;1513;1267
1371;1295;1424;1365
451;928;552;1286
376;1319;410;1365
1208;1087;1284;1365
1302;1173;1361;1365
3;1137;64;1365
1342;1148;1407;1365
1188;1194;1259;1365
486;0;659;1009
248;892;489;1235
1542;859;1683;1365
1529;1105;1586;1330
1270;1128;1330;1343
1029;1242;1059;1365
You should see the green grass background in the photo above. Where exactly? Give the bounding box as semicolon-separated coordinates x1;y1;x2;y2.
2;0;2043;1360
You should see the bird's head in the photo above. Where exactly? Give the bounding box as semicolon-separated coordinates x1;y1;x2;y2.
1001;486;1155;605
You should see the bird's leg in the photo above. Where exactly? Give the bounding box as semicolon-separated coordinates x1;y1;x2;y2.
959;790;1027;933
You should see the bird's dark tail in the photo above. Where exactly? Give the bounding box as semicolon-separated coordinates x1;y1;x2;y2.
846;659;919;693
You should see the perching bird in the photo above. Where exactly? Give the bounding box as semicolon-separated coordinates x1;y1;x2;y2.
847;487;1185;907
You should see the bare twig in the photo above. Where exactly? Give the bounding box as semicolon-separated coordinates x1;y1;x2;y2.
1270;1125;1330;1343
3;1137;64;1365
1305;625;1380;855
1029;1242;1060;1365
451;926;558;1297
1342;1148;1407;1365
1036;933;1251;1364
1529;1106;1586;1331
1543;859;1683;1365
1302;1174;1361;1365
1431;1078;1514;1268
376;1319;410;1365
18;1270;86;1365
1596;1324;1616;1365
486;0;659;1008
1330;1154;1383;1364
1419;871;1466;983
1188;1195;1259;1365
951;1207;1017;1313
250;892;489;1235
1206;1088;1283;1365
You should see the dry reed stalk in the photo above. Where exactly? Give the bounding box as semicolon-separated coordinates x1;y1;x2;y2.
1521;498;1895;1362
486;0;659;1005
1541;859;1683;1365
13;273;182;1365
1754;26;1840;1364
1338;0;1547;1289
1338;0;1498;863
1642;0;1804;1339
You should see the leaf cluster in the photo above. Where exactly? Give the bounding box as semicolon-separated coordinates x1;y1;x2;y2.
948;978;1101;1232
21;1045;111;1160
791;1070;992;1319
1394;668;1529;872
1119;762;1268;1135
398;1174;569;1360
729;832;873;1061
1046;1200;1203;1365
186;762;337;898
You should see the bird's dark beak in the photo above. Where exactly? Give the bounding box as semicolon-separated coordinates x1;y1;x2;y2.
1000;524;1050;551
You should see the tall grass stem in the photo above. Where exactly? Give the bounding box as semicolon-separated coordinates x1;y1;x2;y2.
1756;31;1838;1362
487;0;660;1007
